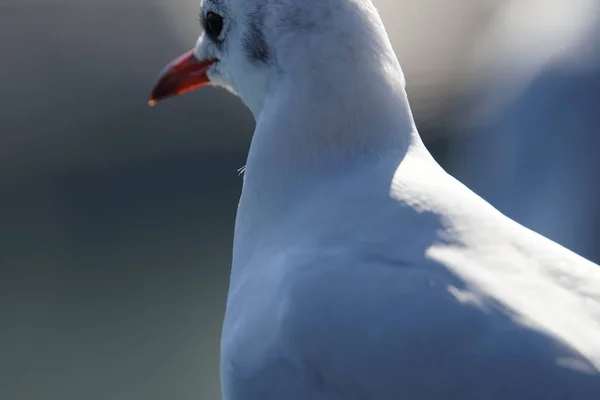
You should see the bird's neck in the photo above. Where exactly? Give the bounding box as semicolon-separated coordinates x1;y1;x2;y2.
255;46;418;164
239;0;421;205
233;58;423;259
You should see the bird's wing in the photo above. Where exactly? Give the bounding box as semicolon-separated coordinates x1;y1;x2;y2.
278;242;600;399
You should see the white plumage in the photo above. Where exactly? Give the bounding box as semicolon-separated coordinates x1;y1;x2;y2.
155;0;600;398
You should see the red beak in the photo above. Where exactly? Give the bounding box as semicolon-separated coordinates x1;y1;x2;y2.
148;50;218;106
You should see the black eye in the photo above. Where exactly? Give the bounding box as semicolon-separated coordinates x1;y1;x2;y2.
204;11;224;41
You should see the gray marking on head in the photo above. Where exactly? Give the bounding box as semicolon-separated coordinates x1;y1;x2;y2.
275;1;336;34
244;7;270;63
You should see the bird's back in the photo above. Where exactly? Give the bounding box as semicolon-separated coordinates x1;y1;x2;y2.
222;149;600;399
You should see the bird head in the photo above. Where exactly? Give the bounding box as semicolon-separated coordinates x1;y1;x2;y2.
149;0;404;117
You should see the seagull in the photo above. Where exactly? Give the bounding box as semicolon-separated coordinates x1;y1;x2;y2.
149;0;600;398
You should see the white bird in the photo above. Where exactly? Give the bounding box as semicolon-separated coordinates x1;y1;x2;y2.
149;0;600;398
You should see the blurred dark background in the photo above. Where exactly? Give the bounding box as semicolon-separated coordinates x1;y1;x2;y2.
1;1;598;399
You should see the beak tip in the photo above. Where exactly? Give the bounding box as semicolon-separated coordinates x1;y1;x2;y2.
148;99;157;107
